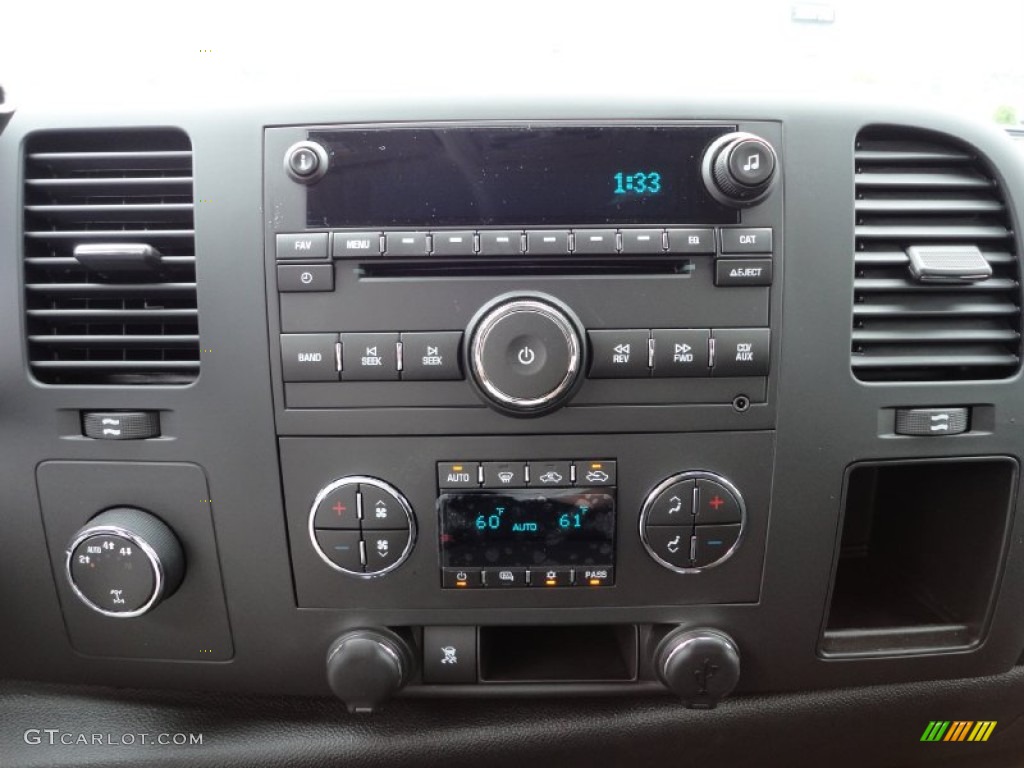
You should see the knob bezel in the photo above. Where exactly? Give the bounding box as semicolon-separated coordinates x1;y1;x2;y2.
307;476;417;579
65;519;172;619
638;470;746;573
467;294;585;416
701;132;778;208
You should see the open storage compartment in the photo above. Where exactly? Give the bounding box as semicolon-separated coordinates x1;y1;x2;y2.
479;625;638;683
821;457;1017;657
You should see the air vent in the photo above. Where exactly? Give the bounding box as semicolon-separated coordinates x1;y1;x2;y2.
852;126;1021;381
23;129;198;385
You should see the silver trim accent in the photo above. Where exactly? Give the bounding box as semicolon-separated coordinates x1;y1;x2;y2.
65;525;165;619
469;299;581;410
308;476;417;579
638;471;747;574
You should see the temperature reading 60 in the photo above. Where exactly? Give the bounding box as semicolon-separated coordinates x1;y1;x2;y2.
475;507;505;530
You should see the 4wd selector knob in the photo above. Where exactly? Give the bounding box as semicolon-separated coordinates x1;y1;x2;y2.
66;507;185;618
466;293;585;416
702;132;778;207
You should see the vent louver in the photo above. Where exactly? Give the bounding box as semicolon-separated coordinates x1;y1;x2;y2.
852;126;1021;381
23;129;199;385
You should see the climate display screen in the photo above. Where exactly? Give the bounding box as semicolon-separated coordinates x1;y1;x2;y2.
307;125;738;227
439;489;615;569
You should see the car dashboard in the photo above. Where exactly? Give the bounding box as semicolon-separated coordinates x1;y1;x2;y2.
2;94;1024;767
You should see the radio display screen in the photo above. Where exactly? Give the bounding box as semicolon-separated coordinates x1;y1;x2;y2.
308;125;738;227
439;489;616;568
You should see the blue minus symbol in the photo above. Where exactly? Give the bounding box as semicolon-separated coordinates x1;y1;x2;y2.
708;540;723;547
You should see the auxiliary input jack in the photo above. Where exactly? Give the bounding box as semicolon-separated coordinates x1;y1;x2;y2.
732;395;751;413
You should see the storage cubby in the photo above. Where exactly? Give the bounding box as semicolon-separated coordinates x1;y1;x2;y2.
479;625;638;682
821;458;1016;656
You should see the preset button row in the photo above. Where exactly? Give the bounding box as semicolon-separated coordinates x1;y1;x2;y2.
276;228;773;259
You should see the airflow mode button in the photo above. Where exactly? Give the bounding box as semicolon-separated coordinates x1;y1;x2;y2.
895;407;969;436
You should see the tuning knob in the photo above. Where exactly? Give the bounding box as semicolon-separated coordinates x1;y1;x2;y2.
702;132;777;207
654;627;741;709
326;628;416;713
465;293;586;417
66;507;185;618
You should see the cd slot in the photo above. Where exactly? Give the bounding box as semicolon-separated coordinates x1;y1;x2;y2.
358;258;693;279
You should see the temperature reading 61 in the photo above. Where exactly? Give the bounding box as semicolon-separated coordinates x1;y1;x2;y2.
559;505;590;529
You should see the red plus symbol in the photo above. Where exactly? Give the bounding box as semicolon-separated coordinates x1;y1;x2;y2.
708;496;725;510
332;502;347;516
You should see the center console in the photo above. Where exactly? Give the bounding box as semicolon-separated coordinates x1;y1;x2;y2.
264;121;781;709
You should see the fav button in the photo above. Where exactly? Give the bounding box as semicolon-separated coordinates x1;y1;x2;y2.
276;233;329;260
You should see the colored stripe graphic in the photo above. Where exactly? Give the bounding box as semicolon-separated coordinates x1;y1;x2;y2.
945;721;973;742
921;720;996;743
921;721;950;741
968;722;997;742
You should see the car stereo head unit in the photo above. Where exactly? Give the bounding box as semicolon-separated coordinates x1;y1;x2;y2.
264;120;782;434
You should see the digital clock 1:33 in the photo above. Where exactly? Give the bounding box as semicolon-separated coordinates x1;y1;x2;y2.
613;171;662;195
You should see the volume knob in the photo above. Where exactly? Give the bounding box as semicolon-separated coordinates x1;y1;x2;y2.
702;132;778;207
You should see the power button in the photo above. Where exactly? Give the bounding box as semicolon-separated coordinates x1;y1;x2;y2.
467;295;585;416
